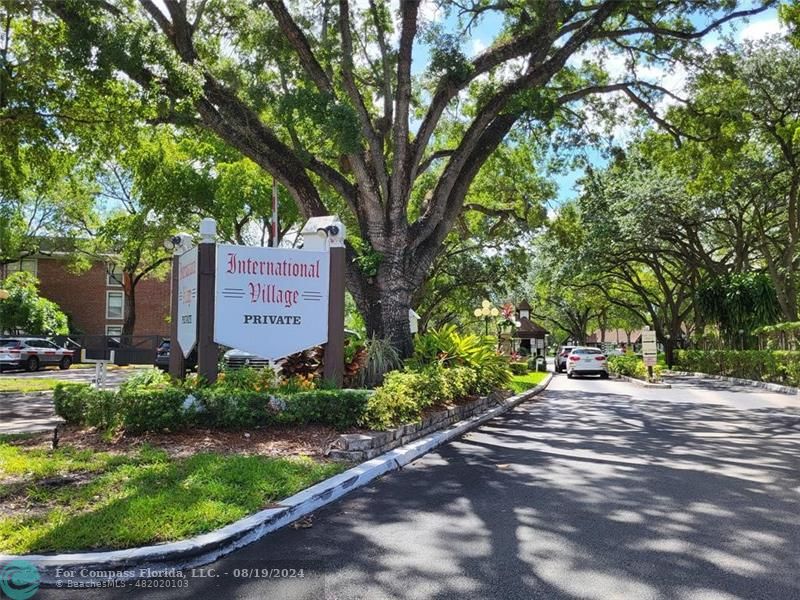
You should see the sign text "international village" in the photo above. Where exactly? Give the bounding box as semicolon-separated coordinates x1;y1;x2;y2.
226;252;322;309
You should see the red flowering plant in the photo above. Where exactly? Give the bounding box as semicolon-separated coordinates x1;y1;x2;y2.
498;303;522;331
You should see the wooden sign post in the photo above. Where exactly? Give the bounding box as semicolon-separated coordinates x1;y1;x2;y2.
197;218;219;384
323;241;346;387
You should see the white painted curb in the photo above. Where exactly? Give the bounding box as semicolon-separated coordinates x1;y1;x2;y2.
1;374;553;585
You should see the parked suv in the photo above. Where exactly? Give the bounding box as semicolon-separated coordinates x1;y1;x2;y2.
554;345;576;373
154;339;197;372
0;338;75;372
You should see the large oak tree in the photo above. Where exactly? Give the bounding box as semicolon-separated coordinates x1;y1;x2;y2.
41;0;773;354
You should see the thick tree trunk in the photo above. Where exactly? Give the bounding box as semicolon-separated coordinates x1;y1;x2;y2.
123;282;136;337
363;285;414;357
351;246;417;357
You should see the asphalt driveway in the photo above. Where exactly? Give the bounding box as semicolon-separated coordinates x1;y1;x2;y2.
0;366;152;434
36;373;800;599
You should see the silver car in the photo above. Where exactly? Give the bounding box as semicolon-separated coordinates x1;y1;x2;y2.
554;345;575;373
566;347;609;379
0;338;76;372
223;348;270;369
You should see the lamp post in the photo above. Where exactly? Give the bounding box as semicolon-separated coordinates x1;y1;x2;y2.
473;300;499;336
739;329;745;351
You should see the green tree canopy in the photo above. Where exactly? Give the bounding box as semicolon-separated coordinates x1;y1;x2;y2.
0;271;69;336
23;0;769;355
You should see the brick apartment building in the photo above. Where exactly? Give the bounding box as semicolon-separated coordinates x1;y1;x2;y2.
1;255;170;337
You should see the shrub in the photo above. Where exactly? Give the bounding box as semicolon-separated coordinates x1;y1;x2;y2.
608;354;645;378
674;350;800;386
360;370;427;430
473;352;512;394
278;373;318;393
510;362;528;375
83;389;120;429
53;383;118;429
343;339;368;386
447;366;479;400
608;355;663;381
117;387;188;433
53;383;93;424
409;325;512;393
281;349;322;378
216;366;278;392
282;389;372;429
119;368;172;393
54;381;190;433
410;325;487;368
359;336;403;388
360;365;481;430
195;388;275;428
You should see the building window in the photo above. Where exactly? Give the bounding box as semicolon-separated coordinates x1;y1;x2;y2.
4;258;38;278
106;291;124;320
107;264;124;287
105;325;123;336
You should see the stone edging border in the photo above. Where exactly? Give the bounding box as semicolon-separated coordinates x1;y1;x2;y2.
665;370;799;396
1;373;553;586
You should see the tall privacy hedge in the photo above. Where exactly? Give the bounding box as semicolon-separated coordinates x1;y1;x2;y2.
673;350;800;386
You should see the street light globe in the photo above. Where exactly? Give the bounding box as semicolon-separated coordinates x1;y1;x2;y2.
481;299;491;309
473;308;482;317
481;306;491;316
490;307;499;317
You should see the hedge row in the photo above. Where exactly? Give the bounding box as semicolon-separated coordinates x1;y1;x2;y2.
361;365;479;430
54;383;372;433
54;364;497;434
673;350;800;386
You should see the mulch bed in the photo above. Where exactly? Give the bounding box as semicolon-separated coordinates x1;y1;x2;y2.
9;424;352;459
5;391;511;459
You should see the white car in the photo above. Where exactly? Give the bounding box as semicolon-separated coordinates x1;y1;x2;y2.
0;338;75;372
566;347;609;379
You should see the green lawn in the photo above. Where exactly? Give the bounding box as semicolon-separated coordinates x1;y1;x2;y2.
510;371;548;394
0;441;345;554
0;377;60;393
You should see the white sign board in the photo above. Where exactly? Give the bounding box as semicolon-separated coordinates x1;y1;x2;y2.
642;329;657;367
177;246;198;358
213;245;330;360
